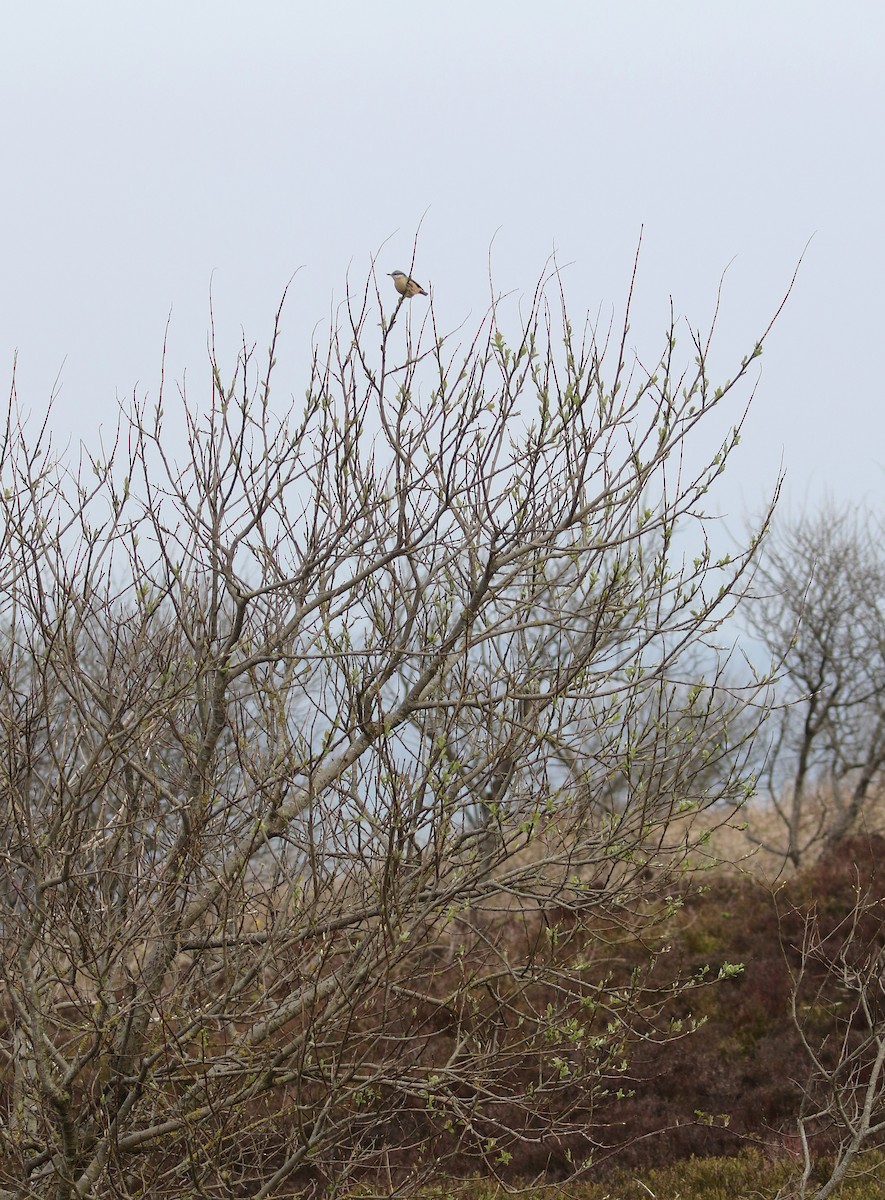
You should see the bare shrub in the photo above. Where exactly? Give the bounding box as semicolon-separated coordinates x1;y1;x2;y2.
0;262;781;1199
777;836;885;1200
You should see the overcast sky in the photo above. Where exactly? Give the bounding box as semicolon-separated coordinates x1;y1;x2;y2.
2;2;882;526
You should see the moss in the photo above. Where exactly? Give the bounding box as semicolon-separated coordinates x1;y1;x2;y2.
416;1149;885;1200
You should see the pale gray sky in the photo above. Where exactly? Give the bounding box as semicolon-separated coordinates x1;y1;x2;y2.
2;2;882;520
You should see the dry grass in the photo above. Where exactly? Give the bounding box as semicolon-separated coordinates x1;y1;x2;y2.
666;789;885;884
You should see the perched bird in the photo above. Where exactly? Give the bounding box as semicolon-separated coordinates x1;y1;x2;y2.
389;270;428;298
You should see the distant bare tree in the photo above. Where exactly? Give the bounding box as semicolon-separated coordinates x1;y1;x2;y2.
744;504;885;867
0;261;781;1199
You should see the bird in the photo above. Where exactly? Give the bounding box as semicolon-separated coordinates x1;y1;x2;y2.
388;270;428;298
